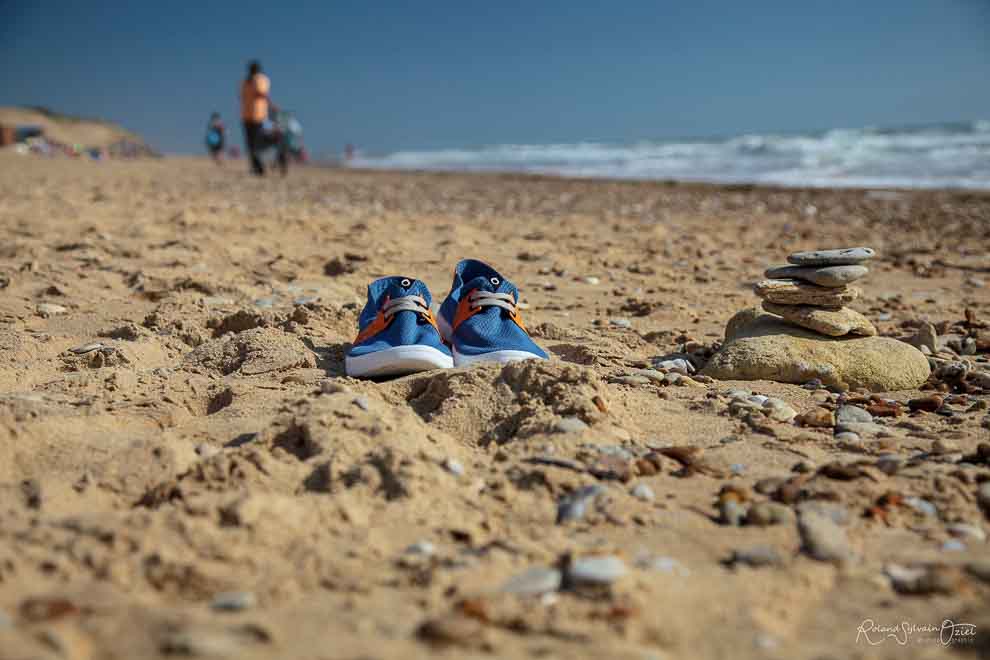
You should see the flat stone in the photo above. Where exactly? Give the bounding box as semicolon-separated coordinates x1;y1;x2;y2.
37;302;68;317
787;247;876;266
765;264;869;288
729;545;783;567
631;483;655;501
836;405;873;425
565;556;628;586
69;342;105;354
754;280;860;308
762;302;876;337
501;567;562;595
703;309;931;392
763;398;797;423
556;485;606;524
798;511;854;562
554;416;589;433
210;591;256;612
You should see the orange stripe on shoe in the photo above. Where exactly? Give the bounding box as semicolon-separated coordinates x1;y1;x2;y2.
353;296;394;345
451;289;482;332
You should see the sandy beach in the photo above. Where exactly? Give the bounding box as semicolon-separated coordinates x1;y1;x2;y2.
1;152;989;659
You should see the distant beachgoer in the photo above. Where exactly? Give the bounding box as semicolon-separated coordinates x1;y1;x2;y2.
205;112;225;164
240;60;274;176
344;144;355;162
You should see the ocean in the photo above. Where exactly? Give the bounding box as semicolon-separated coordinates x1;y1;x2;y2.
353;121;990;190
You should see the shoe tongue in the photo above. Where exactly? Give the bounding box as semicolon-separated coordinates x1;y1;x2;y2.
369;276;432;306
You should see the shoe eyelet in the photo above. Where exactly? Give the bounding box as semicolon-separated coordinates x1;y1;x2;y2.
400;278;411;287
490;277;500;286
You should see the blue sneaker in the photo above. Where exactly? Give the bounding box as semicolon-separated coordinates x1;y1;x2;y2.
437;259;548;366
346;276;453;378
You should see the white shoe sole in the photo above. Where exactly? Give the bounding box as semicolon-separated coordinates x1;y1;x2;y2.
345;345;453;378
452;347;545;367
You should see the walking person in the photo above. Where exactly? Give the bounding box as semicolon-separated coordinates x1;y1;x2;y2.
240;60;272;176
205;112;225;164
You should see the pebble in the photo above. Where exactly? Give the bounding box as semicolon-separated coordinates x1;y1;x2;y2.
764;264;869;288
582;276;600;285
37;302;68;317
720;499;746;527
253;297;276;309
554;416;589;433
798;512;853;562
556;485;606;524
834;431;861;445
609;318;632;328
947;523;986;542
352;396;370;411
802;379;824;390
904;497;937;517
635;554;690;576
565;555;628;586
754;279;861;307
631;483;655;501
796;407;834;428
443;458;465;477
69;342;104;355
654;358;695;374
942;539;966;552
746;501;793;526
405;540;435;556
786;247;876;266
611;375;650;386
501;567;562;596
908;394;943;412
835;405;873;425
730;463;747;475
763;399;797;423
729;545;783;567
210;591;256;612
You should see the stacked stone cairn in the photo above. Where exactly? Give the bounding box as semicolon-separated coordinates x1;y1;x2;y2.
754;247;876;338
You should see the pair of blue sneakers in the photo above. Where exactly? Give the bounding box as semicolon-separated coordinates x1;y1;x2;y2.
345;259;548;378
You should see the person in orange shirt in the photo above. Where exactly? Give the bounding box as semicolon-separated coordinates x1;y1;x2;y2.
240;60;272;176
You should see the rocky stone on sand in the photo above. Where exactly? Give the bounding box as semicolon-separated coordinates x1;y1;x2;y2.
787;247;876;266
908;322;939;354
501;567;562;596
564;555;628;587
796;407;835;428
798;511;854;563
754;280;861;308
835;405;873;426
556;485;607;524
762;302;876;337
728;545;783;567
703;309;931;391
764;264;869;288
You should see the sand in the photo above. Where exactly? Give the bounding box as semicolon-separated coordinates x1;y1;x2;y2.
0;152;989;659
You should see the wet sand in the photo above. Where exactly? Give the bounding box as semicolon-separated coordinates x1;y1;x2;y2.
0;153;988;659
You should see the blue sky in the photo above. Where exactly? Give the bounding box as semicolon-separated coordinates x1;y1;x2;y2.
2;1;988;156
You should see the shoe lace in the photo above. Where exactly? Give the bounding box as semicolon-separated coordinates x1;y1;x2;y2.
468;290;517;314
383;295;430;320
